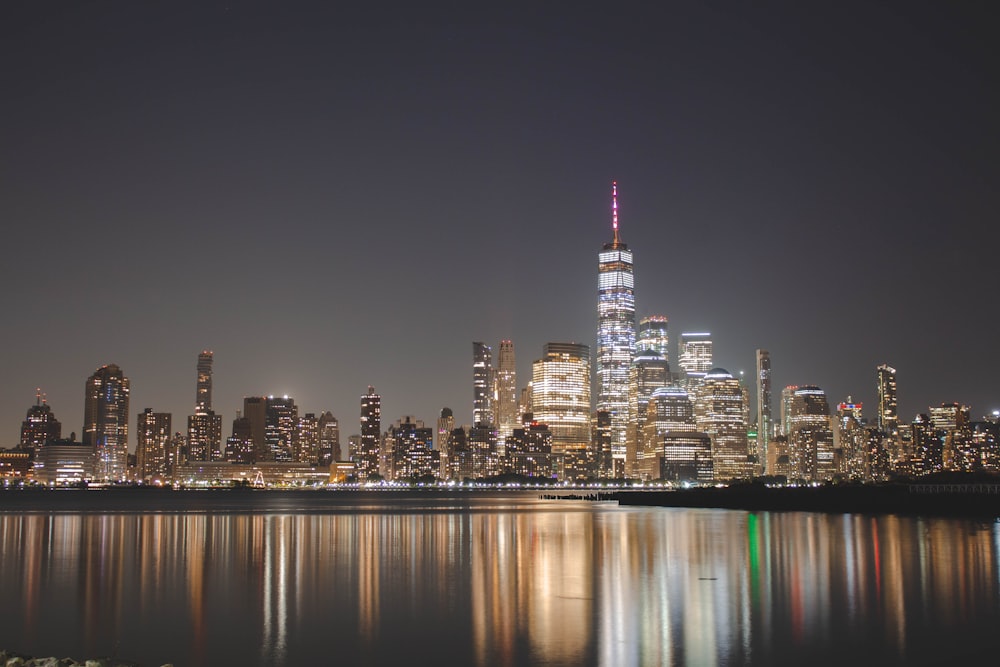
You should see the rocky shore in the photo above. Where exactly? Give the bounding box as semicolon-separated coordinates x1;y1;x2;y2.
0;651;170;667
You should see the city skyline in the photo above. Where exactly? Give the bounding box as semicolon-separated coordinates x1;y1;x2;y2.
2;3;997;446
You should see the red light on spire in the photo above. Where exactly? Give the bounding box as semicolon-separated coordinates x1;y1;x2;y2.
612;180;620;246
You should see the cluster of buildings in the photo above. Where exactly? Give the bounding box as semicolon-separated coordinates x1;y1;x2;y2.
4;183;998;487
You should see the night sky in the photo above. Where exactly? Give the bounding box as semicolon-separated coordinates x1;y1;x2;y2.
2;2;997;448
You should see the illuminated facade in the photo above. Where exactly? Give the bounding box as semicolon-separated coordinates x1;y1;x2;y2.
641;386;713;484
136;408;172;481
297;412;320;464
83;363;131;482
473;342;494;428
496;340;517;454
877;364;898;433
678;333;713;388
787;386;834;482
755;349;771;473
264;396;298;462
597;182;636;476
19;390;61;452
694;368;750;481
506;420;555;478
318;411;340;464
637;315;669;360
835;398;866;479
33;439;95;484
357;386;381;480
188;350;222;461
226;415;254;463
532;343;591;454
627;350;670;477
387;416;439;481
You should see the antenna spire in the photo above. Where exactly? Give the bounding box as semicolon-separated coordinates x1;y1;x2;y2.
611;180;620;247
35;388;42;406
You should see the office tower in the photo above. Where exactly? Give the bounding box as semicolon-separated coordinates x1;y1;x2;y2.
195;350;213;412
787;386;835;482
592;410;612;478
358;386;381;480
641;386;713;484
83;363;131;482
532;343;591;454
136;408;172;481
33;438;95;484
519;384;533;418
436;407;455;451
388;416;439;481
318;411;340;464
20;390;61;452
627;349;670;477
226;414;254;463
473;342;494;427
678;333;713;387
445;426;473;481
835;398;866;480
694;368;750;482
297;412;320;463
637;316;669;361
242;397;267;462
496;340;517;454
780;385;799;436
187;351;223;462
877;364;898;433
909;413;941;475
930;402;973;471
597;181;636;477
264;396;298;462
755;350;772;473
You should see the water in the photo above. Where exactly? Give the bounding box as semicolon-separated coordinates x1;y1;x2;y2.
1;490;998;666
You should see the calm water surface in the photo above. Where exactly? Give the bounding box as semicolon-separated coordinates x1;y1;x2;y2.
1;490;998;666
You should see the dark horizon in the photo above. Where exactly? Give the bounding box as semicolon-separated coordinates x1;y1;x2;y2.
2;2;998;447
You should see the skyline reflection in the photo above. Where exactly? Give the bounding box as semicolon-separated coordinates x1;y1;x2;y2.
0;495;998;666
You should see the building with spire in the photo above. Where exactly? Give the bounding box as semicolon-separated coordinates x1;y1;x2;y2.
19;389;61;453
188;350;223;462
597;181;636;478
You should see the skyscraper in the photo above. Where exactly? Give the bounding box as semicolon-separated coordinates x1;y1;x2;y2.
532;343;592;455
787;386;835;482
694;368;750;482
877;364;898;433
318;411;340;464
83;364;131;482
472;342;494;427
187;350;222;461
637;316;669;362
19;390;61;452
136;408;172;481
358;386;381;480
641;386;713;484
264;396;298;462
496;340;517;454
678;333;713;387
597;181;636;477
627;349;670;477
755;349;772;474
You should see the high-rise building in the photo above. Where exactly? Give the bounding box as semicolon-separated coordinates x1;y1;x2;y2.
637;316;669;361
297;412;320;464
136;408;172;481
187;351;222;462
507;418;555;479
264;396;298;462
496;340;517;454
532;343;591;456
242;397;267;462
641;386;713;484
358;386;381;480
787;386;835;482
835;398;866;480
877;364;898;433
678;333;713;388
780;385;799;436
473;342;494;428
387;416;439;481
226;414;253;463
755;350;772;473
627;350;670;477
83;363;131;482
597;181;636;477
694;368;750;482
318;411;340;464
19;390;61;452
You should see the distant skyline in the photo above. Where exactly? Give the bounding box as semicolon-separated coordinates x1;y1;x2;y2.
2;2;998;448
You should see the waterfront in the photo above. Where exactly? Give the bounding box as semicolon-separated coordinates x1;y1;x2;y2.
1;491;998;666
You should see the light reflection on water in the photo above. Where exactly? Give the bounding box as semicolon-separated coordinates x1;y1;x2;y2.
1;493;998;666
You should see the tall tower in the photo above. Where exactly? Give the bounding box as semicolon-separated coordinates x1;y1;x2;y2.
496;340;518;453
787;386;834;482
20;390;62;452
693;368;750;482
597;181;636;476
358;386;382;480
755;349;772;474
472;342;494;427
188;350;222;461
637;316;669;362
532;343;592;454
678;333;713;387
877;364;898;433
136;408;172;481
83;363;131;482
